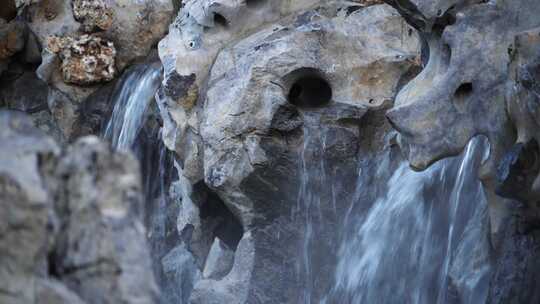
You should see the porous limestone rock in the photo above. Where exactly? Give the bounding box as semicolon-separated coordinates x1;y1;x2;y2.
157;2;421;302
72;0;114;32
24;0;173;139
157;0;320;167
382;0;540;301
386;0;540;208
200;2;420;225
47;34;116;85
28;0;174;72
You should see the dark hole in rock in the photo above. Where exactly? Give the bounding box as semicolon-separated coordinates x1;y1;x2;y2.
346;5;362;16
195;182;244;250
508;44;515;57
213;13;228;27
47;250;61;278
246;0;266;9
286;68;332;108
453;82;473;112
0;0;17;21
433;10;456;34
455;82;473;99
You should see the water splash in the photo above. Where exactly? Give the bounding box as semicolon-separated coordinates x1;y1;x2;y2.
103;63;162;151
325;137;492;304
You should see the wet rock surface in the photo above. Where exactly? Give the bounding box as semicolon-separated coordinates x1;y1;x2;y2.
383;0;540;302
2;0;540;303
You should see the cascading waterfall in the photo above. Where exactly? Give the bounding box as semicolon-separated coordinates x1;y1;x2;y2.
102;62;185;303
103;63;162;151
324;136;492;304
102;64;492;304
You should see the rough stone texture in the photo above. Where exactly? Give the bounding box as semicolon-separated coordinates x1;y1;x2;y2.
386;0;540;224
161;243;201;304
487;218;540;304
0;110;158;304
202;238;234;280
72;0;114;32
53;137;159;304
157;0;321;160
23;0;173;139
0;111;59;304
201;2;419;224
47;34;116;85
190;232;254;304
28;0;174;72
157;2;420;303
0;66;65;143
4;0;540;303
382;0;540;302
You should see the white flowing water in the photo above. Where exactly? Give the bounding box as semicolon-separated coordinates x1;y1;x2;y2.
103;62;191;304
103;63;492;304
295;118;328;304
324;137;492;304
104;63;162;151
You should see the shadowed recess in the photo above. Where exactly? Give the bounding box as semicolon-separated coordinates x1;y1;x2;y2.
286;68;332;108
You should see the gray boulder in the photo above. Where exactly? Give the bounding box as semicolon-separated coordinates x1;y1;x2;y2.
0;110;159;304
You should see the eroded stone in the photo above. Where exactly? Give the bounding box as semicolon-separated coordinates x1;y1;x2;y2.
47;34;116;85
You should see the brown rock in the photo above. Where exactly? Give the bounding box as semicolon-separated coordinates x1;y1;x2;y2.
47;34;116;85
0;20;25;60
72;0;114;32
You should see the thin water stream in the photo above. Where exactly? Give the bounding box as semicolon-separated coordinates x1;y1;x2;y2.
103;63;162;151
103;63;492;304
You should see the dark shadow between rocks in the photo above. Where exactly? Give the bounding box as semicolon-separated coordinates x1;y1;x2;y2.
0;0;17;21
194;182;244;250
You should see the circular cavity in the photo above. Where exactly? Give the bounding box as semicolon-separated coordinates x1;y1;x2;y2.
286;68;332;108
213;13;228;27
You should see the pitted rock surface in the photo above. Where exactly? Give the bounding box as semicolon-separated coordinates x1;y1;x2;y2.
47;34;116;85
